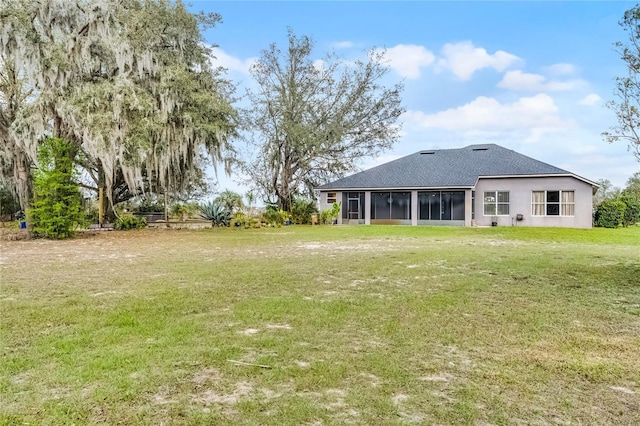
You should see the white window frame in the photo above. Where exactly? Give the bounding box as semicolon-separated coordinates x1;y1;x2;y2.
531;190;575;217
483;191;510;216
327;192;337;204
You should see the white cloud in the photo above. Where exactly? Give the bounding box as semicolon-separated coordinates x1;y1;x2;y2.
436;41;520;80
209;47;256;75
333;41;355;49
568;144;598;154
544;63;577;76
383;44;436;79
579;93;602;106
403;94;573;133
497;70;586;91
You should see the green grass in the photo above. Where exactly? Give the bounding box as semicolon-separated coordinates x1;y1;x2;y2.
1;226;639;424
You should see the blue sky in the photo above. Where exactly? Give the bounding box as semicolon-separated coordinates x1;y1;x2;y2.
190;1;639;194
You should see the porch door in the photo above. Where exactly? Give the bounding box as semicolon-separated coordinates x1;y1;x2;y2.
348;195;360;219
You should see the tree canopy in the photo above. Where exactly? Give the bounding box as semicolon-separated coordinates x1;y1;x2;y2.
604;5;640;162
1;0;237;215
241;30;404;211
0;54;33;209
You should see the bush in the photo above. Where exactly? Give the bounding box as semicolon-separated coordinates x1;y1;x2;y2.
290;197;318;224
594;199;627;228
263;204;290;226
620;194;640;226
319;202;341;225
232;211;248;228
135;195;164;213
30;138;85;239
320;209;332;225
114;215;147;230
171;202;199;220
200;201;231;227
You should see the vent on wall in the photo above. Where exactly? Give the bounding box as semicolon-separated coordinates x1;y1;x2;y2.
472;147;489;151
420;150;436;155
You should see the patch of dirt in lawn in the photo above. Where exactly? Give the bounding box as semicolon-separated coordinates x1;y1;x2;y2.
192;381;253;406
239;328;260;335
297;388;361;421
266;323;292;330
391;394;425;424
419;373;454;383
193;368;223;386
359;372;381;388
610;386;636;395
295;240;405;254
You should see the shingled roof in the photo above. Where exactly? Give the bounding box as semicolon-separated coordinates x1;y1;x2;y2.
318;144;593;190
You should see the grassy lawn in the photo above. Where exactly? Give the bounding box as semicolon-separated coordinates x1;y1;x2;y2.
1;225;639;425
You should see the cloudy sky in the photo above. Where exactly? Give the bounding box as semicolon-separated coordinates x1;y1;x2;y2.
191;1;639;193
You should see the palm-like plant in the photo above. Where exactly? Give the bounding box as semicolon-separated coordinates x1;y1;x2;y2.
200;201;231;227
214;190;244;213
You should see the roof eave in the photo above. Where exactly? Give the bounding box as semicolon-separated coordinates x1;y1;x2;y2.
475;173;599;188
315;185;475;191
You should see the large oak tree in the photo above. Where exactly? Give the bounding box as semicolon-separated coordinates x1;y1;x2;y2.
0;0;237;216
241;30;404;211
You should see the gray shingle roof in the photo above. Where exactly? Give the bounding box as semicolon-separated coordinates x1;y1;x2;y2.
318;144;580;190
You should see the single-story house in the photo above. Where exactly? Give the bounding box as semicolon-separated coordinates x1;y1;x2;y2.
316;144;598;228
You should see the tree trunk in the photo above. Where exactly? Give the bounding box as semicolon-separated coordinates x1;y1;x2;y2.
15;150;33;210
97;168;115;222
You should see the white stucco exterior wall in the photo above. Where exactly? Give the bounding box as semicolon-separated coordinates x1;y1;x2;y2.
473;176;594;228
318;191;342;223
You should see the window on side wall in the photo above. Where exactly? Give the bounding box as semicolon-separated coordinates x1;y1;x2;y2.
327;192;336;204
483;191;509;216
531;190;575;216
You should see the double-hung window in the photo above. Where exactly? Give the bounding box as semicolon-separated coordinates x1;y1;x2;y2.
483;191;509;216
327;192;337;204
532;190;575;216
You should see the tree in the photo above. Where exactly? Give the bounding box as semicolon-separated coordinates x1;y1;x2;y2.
0;54;34;210
214;189;244;213
241;30;404;211
30;138;84;239
594;173;640;227
620;193;640;226
603;5;640;161
593;178;621;206
621;171;640;225
623;171;640;198
1;0;237;218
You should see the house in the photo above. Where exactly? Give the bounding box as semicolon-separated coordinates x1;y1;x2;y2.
316;144;598;228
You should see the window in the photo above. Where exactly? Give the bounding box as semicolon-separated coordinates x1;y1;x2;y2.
327;192;336;204
483;191;509;216
562;191;575;216
532;190;575;216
